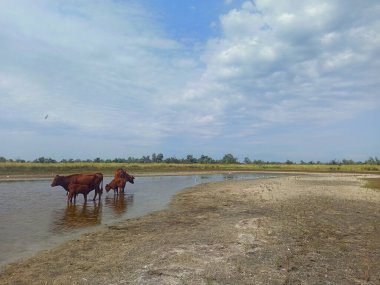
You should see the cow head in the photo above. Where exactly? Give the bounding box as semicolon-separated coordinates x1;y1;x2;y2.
105;184;111;192
51;175;61;187
127;175;135;184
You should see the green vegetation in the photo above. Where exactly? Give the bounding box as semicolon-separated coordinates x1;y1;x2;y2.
1;154;380;166
0;153;379;178
0;161;378;178
364;178;380;191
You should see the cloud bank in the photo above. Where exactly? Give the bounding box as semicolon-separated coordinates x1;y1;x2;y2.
0;0;379;161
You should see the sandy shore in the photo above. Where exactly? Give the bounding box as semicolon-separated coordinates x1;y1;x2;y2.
1;173;379;284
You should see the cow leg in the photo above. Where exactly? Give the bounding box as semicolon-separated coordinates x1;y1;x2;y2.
93;191;97;201
68;192;73;204
93;188;101;201
84;193;87;203
98;188;102;201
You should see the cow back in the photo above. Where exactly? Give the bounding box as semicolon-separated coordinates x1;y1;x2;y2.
71;173;103;189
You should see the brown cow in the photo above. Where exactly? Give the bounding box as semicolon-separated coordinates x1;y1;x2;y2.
105;178;127;194
67;183;92;203
51;173;103;201
114;168;135;184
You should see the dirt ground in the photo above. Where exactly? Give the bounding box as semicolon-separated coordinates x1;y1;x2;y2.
1;173;379;284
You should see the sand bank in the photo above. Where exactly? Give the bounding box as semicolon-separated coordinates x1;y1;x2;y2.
1;173;379;284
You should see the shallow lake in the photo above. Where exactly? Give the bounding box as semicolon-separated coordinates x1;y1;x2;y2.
0;173;280;267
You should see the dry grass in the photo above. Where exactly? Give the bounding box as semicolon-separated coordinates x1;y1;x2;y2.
364;178;380;191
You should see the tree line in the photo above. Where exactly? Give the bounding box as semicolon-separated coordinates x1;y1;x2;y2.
0;154;379;165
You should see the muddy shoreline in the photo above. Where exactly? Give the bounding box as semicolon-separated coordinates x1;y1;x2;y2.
1;173;379;284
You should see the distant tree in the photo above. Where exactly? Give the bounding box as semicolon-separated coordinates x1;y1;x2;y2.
366;156;380;165
140;156;151;163
329;159;339;165
185;155;197;163
285;160;294;165
164;156;180;163
156;153;164;162
221;153;238;164
0;156;6;162
199;155;214;164
151;153;164;163
125;156;136;163
243;157;252;164
33;157;57;163
112;158;127;163
342;159;355;165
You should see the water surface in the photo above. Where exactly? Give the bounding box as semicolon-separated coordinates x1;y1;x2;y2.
0;173;279;267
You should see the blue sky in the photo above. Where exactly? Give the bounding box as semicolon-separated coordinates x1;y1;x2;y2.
0;0;379;162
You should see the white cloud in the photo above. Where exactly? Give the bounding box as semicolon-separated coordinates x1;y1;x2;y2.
179;0;380;138
277;13;295;25
0;0;379;160
0;0;200;142
241;1;255;12
320;32;340;45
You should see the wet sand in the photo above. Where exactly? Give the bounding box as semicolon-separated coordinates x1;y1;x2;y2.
1;173;379;284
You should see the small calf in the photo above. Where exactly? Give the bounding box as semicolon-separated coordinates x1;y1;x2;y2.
68;183;92;203
105;178;127;194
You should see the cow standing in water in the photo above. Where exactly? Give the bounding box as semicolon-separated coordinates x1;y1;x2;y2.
114;168;135;184
51;173;103;201
105;177;127;194
108;168;135;193
67;183;92;203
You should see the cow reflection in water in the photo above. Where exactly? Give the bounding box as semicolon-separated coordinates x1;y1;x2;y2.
105;193;134;217
52;202;102;232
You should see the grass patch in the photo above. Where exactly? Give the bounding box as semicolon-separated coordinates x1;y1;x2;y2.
364;178;380;191
0;162;379;178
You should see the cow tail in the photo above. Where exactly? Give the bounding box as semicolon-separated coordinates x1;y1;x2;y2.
101;176;103;193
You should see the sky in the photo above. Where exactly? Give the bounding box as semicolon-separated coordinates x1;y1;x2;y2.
0;0;379;162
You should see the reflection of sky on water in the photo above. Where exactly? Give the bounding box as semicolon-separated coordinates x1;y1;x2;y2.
0;173;281;267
